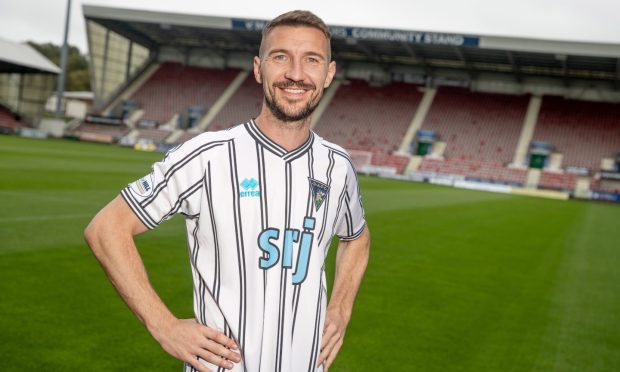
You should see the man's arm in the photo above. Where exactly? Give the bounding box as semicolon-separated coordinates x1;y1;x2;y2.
317;226;370;371
84;195;241;371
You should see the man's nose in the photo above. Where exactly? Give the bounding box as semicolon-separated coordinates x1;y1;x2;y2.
284;58;304;81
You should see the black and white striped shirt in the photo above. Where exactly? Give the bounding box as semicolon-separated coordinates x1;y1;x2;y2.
122;120;365;372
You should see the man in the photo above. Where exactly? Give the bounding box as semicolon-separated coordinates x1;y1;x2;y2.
84;10;370;372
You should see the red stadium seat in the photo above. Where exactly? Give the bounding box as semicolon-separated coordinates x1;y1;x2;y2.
421;87;529;164
533;96;620;171
208;74;263;131
314;79;424;173
131;62;240;125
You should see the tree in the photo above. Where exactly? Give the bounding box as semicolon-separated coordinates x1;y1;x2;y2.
27;41;91;91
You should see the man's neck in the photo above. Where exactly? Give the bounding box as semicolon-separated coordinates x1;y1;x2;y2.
254;110;312;152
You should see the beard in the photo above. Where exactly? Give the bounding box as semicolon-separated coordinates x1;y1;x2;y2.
264;80;321;122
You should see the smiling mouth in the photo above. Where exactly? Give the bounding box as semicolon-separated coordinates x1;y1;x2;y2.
274;81;315;94
282;87;307;94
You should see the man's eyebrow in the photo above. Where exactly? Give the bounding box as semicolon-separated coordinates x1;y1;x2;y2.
304;52;326;60
267;48;288;56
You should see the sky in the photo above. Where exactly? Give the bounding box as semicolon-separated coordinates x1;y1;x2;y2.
1;0;620;54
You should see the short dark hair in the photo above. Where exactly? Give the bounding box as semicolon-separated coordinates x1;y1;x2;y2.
259;10;332;60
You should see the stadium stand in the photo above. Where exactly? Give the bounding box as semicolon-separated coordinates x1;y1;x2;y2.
538;170;577;191
72;122;130;142
0;105;25;131
418;158;528;185
207;74;264;132
591;177;620;194
420;87;529;163
134;127;173;143
417;87;530;184
130;62;240;125
314;79;423;173
315;80;423;152
370;151;413;174
174;130;202;144
532;96;620;171
76;6;620;201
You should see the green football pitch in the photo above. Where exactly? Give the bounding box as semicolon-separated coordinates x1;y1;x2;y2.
1;135;619;371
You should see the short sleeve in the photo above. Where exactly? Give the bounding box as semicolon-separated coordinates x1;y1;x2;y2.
334;162;366;241
120;145;204;229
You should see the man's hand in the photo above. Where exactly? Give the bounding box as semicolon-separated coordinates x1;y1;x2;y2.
153;318;242;372
317;307;350;371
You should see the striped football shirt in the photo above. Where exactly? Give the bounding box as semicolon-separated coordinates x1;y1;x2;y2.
121;119;365;372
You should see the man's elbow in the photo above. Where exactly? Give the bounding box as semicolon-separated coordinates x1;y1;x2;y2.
84;196;137;251
358;227;371;264
360;225;371;250
83;216;102;252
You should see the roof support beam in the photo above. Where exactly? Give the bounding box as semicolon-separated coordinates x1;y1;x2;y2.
506;51;523;83
402;42;433;81
355;42;391;77
615;58;620;90
356;42;381;64
453;47;476;80
559;54;571;87
90;18;157;50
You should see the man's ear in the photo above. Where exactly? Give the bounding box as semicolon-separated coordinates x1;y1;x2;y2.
253;56;262;84
324;60;336;88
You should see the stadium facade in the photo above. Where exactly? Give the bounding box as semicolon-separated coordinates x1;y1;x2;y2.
73;5;620;201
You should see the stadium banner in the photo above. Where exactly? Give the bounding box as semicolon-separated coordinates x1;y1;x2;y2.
601;171;620;181
453;180;513;194
332;27;479;46
77;132;114;144
428;177;455;187
0;126;15;135
232;19;269;32
18;128;48;139
360;165;397;176
85;115;124;126
406;173;426;182
511;188;569;200
590;191;620;203
232;19;479;46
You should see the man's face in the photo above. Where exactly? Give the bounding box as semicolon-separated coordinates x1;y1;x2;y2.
254;25;336;123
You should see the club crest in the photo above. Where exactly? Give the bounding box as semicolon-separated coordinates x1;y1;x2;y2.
309;178;329;211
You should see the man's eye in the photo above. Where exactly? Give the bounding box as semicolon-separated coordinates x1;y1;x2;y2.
273;54;287;61
306;57;320;64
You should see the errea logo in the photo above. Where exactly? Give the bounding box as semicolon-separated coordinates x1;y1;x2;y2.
240;178;260;198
